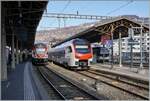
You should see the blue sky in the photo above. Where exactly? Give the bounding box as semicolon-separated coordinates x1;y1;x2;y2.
37;0;149;31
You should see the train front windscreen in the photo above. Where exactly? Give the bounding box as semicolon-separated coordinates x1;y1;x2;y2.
75;45;90;53
36;48;46;54
74;39;91;54
35;44;47;54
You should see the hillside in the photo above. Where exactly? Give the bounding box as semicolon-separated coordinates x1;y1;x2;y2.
35;22;94;44
35;15;149;46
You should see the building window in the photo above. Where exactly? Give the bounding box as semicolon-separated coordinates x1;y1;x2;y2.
122;43;125;46
147;47;149;50
122;39;125;41
136;38;139;41
147;38;149;40
147;43;149;45
142;38;145;41
133;47;136;49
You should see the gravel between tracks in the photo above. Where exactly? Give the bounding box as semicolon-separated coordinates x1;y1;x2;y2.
47;63;145;100
32;65;63;100
39;66;99;100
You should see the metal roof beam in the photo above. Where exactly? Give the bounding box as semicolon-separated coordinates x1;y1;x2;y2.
43;13;115;20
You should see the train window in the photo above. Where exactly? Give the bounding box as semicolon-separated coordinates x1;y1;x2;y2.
66;46;72;53
68;46;72;53
74;39;88;45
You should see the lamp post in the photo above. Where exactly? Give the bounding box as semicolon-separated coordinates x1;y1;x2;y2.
119;32;122;67
111;25;114;69
140;25;143;69
132;26;143;70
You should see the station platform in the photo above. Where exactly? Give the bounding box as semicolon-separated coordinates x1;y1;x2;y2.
1;61;48;100
91;63;149;82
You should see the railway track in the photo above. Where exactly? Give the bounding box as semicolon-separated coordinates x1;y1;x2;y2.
77;70;149;100
95;63;149;68
88;69;149;89
123;63;149;67
37;66;99;100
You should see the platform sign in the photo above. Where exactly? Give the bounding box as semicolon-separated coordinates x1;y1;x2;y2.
105;40;112;48
101;34;111;45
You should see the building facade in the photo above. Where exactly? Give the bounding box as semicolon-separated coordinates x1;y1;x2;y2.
113;32;149;63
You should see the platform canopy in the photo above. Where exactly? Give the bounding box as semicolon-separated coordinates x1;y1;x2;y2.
52;17;149;47
2;1;48;49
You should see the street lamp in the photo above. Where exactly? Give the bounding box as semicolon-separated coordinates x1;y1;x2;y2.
132;26;143;69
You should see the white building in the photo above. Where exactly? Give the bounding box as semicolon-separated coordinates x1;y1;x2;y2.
113;32;149;63
113;33;149;53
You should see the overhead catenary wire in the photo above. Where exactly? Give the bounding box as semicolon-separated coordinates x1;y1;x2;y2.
61;0;71;13
106;0;133;69
106;0;133;15
47;0;71;28
41;0;134;29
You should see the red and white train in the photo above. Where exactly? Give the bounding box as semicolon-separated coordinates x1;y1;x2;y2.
48;38;93;70
32;43;48;65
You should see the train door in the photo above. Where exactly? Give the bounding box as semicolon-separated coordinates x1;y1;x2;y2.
65;46;72;66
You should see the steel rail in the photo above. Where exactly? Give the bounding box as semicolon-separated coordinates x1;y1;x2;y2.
38;66;99;100
77;71;149;100
38;67;66;100
88;69;149;90
92;65;149;85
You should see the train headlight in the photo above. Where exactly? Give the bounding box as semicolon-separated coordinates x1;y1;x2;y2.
75;61;79;65
90;61;93;64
